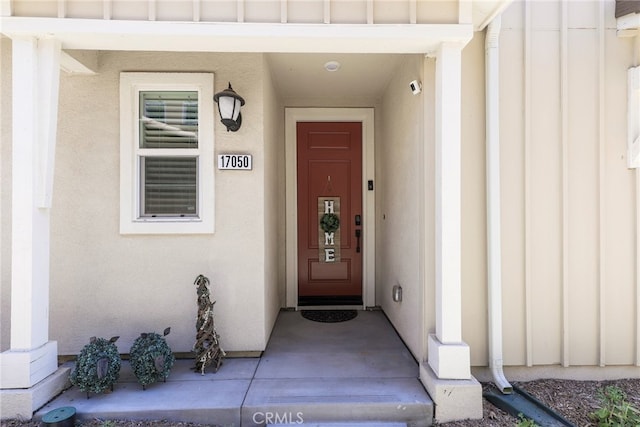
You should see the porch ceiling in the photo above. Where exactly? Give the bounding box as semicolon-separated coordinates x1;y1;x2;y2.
1;17;470;100
266;53;408;101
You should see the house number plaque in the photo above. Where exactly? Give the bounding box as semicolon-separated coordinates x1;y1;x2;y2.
217;154;252;170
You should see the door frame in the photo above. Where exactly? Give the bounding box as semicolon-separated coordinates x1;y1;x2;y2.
285;108;375;309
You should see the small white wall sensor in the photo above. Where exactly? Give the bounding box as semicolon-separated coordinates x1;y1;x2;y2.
409;80;422;95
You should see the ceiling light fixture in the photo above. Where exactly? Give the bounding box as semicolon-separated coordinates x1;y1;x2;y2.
324;61;341;72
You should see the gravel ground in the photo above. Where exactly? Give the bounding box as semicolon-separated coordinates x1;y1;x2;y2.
1;378;639;427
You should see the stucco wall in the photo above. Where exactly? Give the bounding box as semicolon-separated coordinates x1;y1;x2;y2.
262;55;285;341
377;54;430;361
0;46;283;356
1;50;272;356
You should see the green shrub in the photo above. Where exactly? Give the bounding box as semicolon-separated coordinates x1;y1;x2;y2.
516;413;539;427
590;385;640;427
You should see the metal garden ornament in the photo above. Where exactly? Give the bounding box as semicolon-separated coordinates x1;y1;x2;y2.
193;274;225;374
70;336;121;397
129;327;175;390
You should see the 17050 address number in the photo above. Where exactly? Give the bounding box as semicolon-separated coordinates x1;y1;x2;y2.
217;154;252;170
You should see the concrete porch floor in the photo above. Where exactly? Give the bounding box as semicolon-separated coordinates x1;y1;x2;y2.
35;310;433;427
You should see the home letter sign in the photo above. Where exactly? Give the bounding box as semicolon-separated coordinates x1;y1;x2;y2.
318;197;340;263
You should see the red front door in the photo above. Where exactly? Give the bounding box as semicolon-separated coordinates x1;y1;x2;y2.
296;122;363;305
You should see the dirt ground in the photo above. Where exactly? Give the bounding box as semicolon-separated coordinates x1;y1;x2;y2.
442;378;640;426
1;378;639;427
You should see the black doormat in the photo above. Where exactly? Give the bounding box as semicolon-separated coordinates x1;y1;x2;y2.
301;310;358;323
298;296;362;306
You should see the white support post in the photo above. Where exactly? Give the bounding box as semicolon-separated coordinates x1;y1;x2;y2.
37;38;61;208
428;41;471;380
0;36;60;390
420;41;481;423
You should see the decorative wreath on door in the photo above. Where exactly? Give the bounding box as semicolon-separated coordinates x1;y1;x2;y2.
320;213;340;233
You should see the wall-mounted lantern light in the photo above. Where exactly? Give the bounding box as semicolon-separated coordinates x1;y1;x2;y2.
213;83;245;132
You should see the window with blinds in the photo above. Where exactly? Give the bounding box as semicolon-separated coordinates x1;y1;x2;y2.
138;91;199;217
120;72;214;234
141;157;198;216
139;91;198;149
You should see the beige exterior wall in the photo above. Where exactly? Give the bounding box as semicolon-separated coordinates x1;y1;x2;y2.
0;47;282;355
461;32;489;367
460;0;639;370
262;55;285;340
377;54;432;361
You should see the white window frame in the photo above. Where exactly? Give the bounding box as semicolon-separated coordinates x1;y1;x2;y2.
120;72;215;234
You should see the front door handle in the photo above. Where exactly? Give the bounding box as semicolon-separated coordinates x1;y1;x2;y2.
355;229;361;253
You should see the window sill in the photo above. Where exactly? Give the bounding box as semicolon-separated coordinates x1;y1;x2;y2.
120;217;214;235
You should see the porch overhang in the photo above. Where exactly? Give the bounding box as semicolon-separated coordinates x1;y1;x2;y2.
1;10;482;423
0;17;472;54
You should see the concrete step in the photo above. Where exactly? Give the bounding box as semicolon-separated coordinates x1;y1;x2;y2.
36;362;432;427
35;360;257;426
243;378;432;427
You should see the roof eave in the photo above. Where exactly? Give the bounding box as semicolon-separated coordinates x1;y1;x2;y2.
617;11;640;37
1;17;473;55
473;0;514;32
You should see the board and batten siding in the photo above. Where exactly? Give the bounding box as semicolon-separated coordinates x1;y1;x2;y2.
7;0;457;24
491;0;638;369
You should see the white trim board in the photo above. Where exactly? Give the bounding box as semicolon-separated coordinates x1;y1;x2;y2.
0;17;473;54
285;108;375;309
